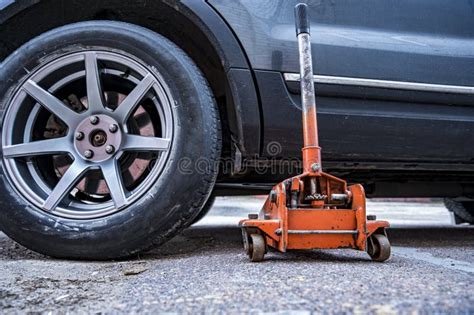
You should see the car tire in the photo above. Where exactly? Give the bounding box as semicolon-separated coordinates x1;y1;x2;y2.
443;199;474;224
0;21;221;259
189;195;216;225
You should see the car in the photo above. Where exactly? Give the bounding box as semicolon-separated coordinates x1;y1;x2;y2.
0;0;473;259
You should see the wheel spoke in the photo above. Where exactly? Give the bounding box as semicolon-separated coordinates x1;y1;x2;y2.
23;80;81;127
84;52;105;113
3;137;72;158
101;159;127;209
114;74;155;123
43;161;89;211
122;134;170;152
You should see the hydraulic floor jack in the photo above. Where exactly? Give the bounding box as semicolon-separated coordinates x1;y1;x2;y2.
240;3;391;263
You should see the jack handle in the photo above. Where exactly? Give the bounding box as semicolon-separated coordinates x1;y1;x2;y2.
295;3;321;173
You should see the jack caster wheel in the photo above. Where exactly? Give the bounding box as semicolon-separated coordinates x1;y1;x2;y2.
368;234;391;262
248;234;266;262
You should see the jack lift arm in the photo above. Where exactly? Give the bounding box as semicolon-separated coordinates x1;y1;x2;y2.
239;3;391;262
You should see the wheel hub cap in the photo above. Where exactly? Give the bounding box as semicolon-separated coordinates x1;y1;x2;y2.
74;114;122;162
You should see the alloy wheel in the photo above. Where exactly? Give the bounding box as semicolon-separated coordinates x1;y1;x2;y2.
2;51;174;219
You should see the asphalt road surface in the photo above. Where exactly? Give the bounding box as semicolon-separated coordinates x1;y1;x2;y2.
1;197;473;314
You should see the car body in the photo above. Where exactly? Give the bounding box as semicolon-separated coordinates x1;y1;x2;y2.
1;0;473;199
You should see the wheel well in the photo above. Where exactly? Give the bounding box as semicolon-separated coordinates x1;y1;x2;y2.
0;0;232;156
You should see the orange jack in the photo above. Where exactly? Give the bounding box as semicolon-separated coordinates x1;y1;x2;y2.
240;3;391;262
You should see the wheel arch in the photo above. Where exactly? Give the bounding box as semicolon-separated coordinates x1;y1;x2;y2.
0;0;261;160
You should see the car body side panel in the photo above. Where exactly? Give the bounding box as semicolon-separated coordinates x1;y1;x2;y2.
209;0;474;85
209;0;474;166
256;70;474;163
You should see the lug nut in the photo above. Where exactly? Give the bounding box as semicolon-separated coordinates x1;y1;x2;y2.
84;150;94;159
75;132;84;140
90;116;99;125
109;124;118;133
105;145;115;154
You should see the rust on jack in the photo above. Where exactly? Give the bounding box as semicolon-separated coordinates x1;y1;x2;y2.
240;3;391;262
